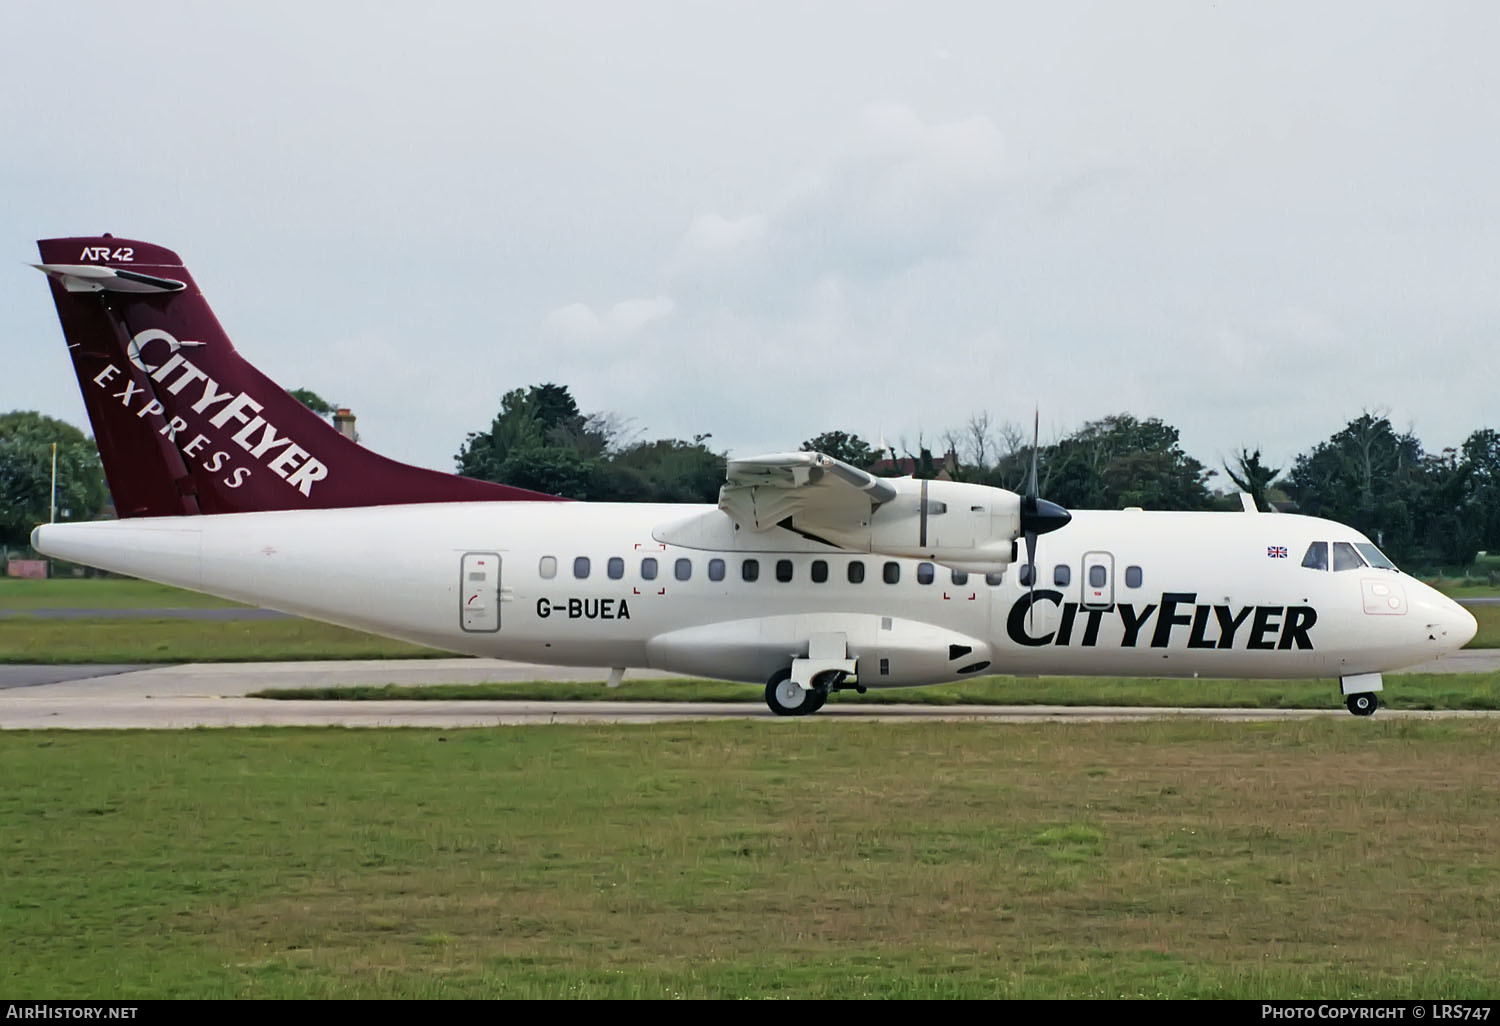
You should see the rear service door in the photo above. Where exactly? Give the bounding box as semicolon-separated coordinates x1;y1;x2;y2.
461;552;502;632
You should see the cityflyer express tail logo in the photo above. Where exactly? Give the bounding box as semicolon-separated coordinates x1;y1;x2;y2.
86;328;329;497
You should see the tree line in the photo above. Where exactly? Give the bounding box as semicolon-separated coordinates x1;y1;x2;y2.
805;411;1500;570
3;391;1497;572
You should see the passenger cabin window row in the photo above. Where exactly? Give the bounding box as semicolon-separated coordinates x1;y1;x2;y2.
535;555;1012;587
1013;562;1144;589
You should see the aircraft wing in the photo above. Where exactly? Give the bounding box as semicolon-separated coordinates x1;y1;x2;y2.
719;451;898;533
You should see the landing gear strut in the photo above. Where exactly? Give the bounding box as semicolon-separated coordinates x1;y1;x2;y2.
1345;692;1379;717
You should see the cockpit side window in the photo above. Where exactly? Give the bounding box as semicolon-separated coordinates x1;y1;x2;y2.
1301;542;1328;571
1355;543;1397;570
1331;541;1367;572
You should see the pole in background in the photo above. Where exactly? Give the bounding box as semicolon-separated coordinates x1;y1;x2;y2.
50;442;57;523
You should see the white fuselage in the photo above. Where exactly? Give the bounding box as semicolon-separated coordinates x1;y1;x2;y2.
33;502;1476;688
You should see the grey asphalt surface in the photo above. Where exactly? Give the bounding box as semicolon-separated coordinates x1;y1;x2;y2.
0;654;1493;729
0;664;155;689
4;698;1496;729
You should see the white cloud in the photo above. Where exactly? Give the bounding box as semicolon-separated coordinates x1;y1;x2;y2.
678;213;768;259
6;3;1499;475
543;296;676;345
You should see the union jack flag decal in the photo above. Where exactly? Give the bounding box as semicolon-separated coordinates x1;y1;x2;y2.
1267;545;1288;558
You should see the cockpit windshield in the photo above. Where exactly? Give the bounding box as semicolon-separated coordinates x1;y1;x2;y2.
1302;539;1400;572
1301;542;1328;570
1355;542;1398;570
1331;541;1365;571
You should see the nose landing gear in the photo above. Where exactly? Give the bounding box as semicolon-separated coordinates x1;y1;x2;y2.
1339;672;1383;717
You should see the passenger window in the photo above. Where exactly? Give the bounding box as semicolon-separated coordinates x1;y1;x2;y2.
708;558;726;582
811;560;828;584
917;562;935;585
1018;564;1035;587
883;562;900;584
776;559;794;583
1125;566;1142;588
848;561;865;584
607;557;624;580
985;571;1004;587
675;558;692;581
573;556;591;579
1088;565;1105;588
1332;542;1366;572
1053;564;1070;587
641;557;658;581
539;556;557;580
742;559;759;582
1301;542;1329;571
951;569;968;585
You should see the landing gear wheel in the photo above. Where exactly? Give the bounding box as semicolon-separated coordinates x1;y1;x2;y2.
765;669;814;717
1346;692;1379;717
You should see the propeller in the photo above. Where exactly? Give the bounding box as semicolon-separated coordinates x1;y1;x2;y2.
1019;408;1072;624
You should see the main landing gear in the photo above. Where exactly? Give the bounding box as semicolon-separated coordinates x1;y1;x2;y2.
1345;692;1379;717
764;667;864;716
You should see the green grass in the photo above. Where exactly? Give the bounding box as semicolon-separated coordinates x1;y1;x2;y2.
1426;578;1500;599
2;721;1498;998
1467;603;1500;647
0;616;446;663
0;577;244;609
253;671;1500;710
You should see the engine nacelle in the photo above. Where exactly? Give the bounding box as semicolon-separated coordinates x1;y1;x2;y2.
803;478;1020;569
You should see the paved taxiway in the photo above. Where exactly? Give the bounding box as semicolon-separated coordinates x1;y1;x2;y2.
0;655;1494;729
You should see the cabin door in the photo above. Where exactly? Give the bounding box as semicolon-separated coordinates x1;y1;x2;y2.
1081;551;1114;610
460;552;502;632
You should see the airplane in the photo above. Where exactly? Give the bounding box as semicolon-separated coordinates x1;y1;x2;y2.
26;235;1478;716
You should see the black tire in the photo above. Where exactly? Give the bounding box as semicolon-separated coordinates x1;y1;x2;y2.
1346;692;1379;717
765;668;814;716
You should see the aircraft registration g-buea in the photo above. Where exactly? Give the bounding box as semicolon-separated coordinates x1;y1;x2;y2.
28;236;1477;715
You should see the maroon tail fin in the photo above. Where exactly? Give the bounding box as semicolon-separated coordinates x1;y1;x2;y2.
35;236;563;517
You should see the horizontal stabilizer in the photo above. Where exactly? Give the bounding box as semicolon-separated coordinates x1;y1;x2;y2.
32;263;186;293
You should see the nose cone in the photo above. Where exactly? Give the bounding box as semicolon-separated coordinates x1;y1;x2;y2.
1450;601;1479;650
1407;579;1478;654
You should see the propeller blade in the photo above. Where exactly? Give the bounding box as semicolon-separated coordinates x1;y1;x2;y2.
1026;528;1038;629
1025;407;1039;501
1018;407;1069;629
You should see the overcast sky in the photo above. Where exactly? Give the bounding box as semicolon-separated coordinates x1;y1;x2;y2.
4;2;1497;487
